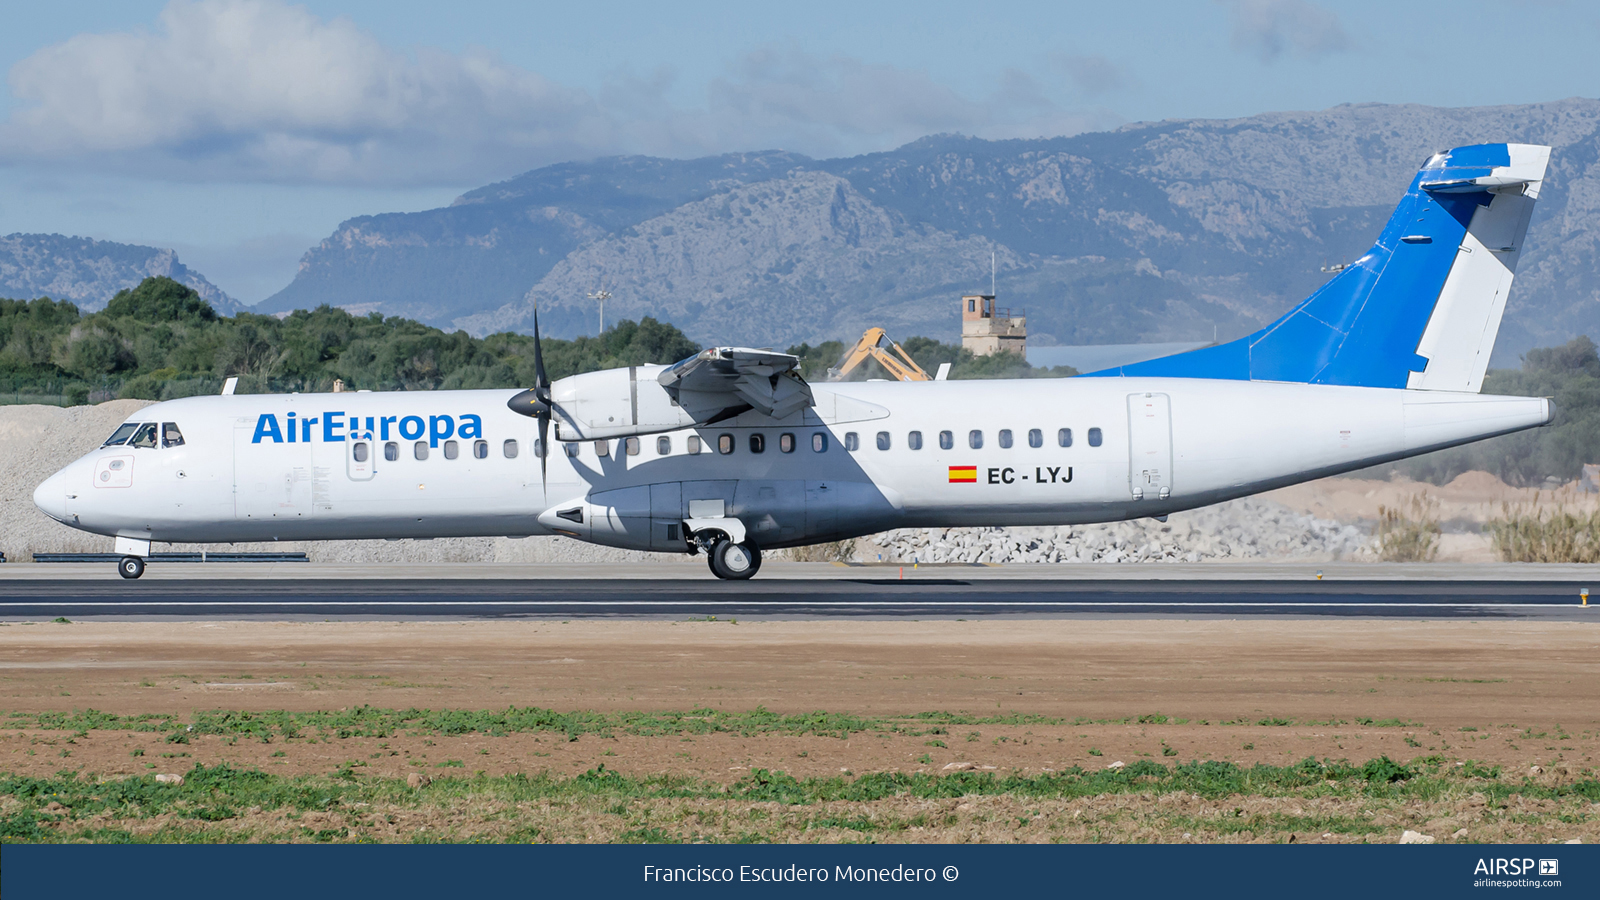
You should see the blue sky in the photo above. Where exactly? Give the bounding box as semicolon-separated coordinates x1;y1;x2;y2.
2;0;1596;302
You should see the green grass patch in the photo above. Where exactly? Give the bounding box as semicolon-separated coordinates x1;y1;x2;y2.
3;756;1594;844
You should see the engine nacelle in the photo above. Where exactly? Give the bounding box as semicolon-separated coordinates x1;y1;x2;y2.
550;365;698;440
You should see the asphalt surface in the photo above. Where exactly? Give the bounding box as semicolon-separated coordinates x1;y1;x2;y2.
1;575;1596;620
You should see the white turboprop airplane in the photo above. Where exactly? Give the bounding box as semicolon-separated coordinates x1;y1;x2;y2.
34;143;1554;580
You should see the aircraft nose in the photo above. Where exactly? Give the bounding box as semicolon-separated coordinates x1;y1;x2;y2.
32;471;69;523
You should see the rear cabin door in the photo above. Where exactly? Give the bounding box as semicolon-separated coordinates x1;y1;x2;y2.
1127;392;1172;501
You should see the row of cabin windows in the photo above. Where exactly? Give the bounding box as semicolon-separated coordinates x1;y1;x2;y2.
347;427;1105;463
853;427;1103;452
355;439;497;462
571;427;1101;457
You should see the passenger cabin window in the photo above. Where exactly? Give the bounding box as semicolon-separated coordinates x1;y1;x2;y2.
908;431;923;450
812;433;828;452
161;423;185;447
939;430;953;450
687;435;702;455
505;439;520;459
844;432;859;451
876;431;890;451
779;433;795;453
473;440;488;459
103;423;140;446
414;441;429;460
444;440;460;460
129;423;159;449
564;443;580;458
1058;428;1072;447
1028;428;1043;448
968;430;983;450
718;434;734;455
657;436;672;455
1088;427;1103;447
626;437;641;457
385;441;399;461
352;441;370;462
749;434;765;454
595;440;610;458
998;429;1013;449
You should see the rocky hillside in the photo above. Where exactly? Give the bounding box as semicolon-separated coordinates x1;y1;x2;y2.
260;98;1600;358
0;234;243;315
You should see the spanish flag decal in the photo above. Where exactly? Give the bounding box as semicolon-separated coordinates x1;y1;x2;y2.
948;466;977;483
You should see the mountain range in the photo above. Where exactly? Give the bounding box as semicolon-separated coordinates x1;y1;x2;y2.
0;234;244;315
251;97;1600;362
11;97;1600;364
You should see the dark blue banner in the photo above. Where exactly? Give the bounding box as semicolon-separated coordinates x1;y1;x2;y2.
3;843;1594;899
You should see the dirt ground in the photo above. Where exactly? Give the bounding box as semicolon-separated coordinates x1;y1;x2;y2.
2;618;1596;782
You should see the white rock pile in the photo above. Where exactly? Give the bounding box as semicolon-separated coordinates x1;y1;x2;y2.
859;498;1371;565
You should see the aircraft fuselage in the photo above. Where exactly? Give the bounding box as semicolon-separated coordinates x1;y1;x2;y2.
32;377;1551;553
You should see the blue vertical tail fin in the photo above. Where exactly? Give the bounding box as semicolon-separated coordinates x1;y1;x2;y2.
1088;143;1550;391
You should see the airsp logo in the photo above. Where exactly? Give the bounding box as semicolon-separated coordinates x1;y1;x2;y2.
1473;858;1551;876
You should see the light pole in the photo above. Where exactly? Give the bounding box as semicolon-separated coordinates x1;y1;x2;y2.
587;289;611;335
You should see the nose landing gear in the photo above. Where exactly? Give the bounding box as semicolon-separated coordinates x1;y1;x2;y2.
117;556;146;580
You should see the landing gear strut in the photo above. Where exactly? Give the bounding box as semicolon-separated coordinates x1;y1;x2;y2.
117;556;146;580
706;537;761;580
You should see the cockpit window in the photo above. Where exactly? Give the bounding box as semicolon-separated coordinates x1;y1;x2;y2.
102;423;140;447
128;423;159;449
162;423;185;448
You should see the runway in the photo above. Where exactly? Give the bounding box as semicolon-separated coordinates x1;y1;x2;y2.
1;567;1596;619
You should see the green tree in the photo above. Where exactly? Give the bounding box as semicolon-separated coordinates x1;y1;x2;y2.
102;277;217;325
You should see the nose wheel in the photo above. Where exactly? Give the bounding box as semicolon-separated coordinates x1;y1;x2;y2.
707;537;761;580
117;556;146;580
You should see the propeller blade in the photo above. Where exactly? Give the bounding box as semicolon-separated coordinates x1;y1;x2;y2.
533;308;550;401
538;408;549;496
533;307;550;497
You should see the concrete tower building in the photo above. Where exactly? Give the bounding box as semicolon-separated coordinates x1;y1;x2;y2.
960;294;1026;357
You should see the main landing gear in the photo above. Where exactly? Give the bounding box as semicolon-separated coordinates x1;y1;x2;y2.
118;556;146;580
706;536;761;581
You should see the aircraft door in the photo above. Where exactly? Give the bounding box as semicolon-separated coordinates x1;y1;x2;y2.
649;482;683;551
346;426;375;482
1127;392;1172;501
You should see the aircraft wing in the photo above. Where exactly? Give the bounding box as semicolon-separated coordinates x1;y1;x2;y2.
656;347;814;422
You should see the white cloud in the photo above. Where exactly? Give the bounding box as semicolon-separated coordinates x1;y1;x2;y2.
1220;0;1351;62
0;1;1111;184
1;0;609;183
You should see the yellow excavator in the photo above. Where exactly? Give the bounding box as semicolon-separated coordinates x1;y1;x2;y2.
826;327;936;382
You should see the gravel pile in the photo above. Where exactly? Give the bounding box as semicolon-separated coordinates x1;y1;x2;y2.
859;498;1371;565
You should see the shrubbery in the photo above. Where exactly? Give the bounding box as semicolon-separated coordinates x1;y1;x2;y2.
0;277;700;403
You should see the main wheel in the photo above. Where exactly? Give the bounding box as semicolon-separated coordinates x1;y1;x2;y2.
117;556;146;580
708;538;761;580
